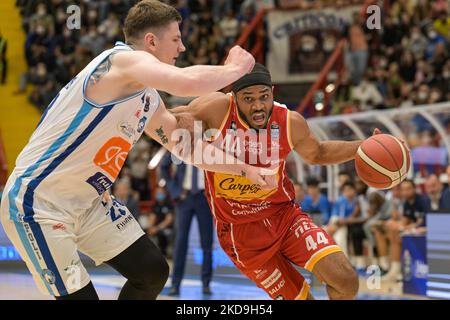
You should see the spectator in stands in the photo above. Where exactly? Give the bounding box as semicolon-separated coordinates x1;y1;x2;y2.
425;25;447;61
147;187;174;257
399;51;416;83
434;10;450;38
160;154;213;296
346;11;369;85
113;180;140;220
446;165;450;187
407;26;428;59
301;177;331;226
0;29;6;85
352;75;384;110
219;10;240;47
424;174;450;210
366;191;394;271
128;139;151;200
29;3;54;37
326;182;358;256
376;179;430;281
337;170;352;191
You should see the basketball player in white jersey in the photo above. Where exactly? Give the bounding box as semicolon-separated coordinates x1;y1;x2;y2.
0;0;268;300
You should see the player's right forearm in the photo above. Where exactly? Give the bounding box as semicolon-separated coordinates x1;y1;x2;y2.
180;64;244;96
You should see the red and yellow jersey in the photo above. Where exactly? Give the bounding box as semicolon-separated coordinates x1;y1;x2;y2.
204;94;298;224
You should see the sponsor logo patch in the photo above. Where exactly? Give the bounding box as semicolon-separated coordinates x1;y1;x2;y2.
213;174;278;201
93;137;131;179
86;172;113;195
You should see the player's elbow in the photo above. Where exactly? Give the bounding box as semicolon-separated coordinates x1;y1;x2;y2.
304;148;325;165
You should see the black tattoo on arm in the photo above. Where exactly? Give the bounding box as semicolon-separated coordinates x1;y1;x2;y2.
89;52;117;85
155;126;169;144
241;170;246;177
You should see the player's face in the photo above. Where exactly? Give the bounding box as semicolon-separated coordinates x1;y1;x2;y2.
153;21;186;65
235;85;274;130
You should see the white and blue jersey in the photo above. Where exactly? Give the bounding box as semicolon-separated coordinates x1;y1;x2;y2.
0;42;158;296
5;41;160;215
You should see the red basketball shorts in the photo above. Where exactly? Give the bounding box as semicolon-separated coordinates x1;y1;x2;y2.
216;206;342;300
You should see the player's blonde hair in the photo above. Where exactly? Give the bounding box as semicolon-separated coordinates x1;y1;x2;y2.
123;0;182;44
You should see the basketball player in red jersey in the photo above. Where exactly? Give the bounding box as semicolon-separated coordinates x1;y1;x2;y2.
171;64;381;300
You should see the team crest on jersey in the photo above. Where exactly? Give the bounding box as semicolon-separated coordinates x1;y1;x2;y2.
230;120;237;131
270;122;280;139
213;173;278;201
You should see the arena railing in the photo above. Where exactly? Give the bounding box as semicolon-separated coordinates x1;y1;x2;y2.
292;102;450;200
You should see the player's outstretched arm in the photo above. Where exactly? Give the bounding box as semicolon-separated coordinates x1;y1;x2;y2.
115;46;254;97
144;98;274;188
289;111;363;165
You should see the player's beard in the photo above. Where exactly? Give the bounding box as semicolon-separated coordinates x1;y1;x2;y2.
236;103;273;130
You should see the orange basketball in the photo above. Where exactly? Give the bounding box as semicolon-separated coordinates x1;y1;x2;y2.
355;134;411;189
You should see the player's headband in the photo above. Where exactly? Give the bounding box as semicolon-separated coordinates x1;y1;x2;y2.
232;63;272;93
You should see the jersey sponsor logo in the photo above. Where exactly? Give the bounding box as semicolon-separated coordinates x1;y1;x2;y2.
118;121;136;139
226;199;272;216
86;172;113;195
137;116;148;134
134;109;142;119
213;174;278;201
93;137;131;179
143;95;151;112
270;122;280;139
261;269;282;289
52;223;66;231
116;214;135;231
254;269;268;280
269;279;286;295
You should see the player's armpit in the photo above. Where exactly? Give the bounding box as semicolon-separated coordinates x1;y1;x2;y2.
289;111;323;165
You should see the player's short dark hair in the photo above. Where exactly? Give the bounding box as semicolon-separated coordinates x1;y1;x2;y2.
124;0;182;43
306;177;320;188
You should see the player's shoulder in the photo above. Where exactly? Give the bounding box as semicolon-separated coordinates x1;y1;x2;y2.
190;92;230;114
287;110;309;145
190;92;231;128
112;49;158;67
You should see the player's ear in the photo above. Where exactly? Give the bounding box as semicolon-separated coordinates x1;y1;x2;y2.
144;32;158;52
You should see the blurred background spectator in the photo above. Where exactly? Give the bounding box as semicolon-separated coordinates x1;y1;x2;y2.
113;180;141;220
160;154;213;296
146;187;174;257
301;177;332;226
